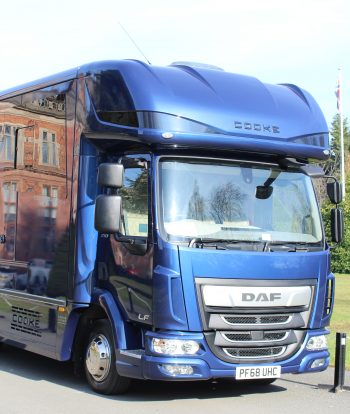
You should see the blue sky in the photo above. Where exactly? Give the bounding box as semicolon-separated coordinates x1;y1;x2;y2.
0;0;349;127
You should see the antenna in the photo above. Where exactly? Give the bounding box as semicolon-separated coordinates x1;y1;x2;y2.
119;22;151;65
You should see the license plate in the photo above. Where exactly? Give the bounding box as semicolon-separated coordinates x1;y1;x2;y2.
236;365;281;380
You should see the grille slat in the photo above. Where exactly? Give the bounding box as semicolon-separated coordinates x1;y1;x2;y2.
222;314;291;326
222;331;288;343
224;346;285;359
224;333;252;341
264;332;286;341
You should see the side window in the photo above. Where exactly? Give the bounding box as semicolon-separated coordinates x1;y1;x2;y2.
120;167;148;237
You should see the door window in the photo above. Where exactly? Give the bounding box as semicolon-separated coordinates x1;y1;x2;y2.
120;167;148;237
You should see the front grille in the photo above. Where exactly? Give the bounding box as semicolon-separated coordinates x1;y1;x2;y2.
196;278;315;364
223;331;288;343
222;314;291;326
224;333;251;341
264;332;286;341
224;346;285;359
260;315;291;324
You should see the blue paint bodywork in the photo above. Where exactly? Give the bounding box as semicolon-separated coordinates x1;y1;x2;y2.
0;60;329;160
74;140;99;303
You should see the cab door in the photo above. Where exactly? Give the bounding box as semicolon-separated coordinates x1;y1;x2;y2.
101;156;154;325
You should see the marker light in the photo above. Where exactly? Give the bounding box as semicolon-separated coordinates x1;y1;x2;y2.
310;358;326;369
152;338;200;355
162;132;174;139
306;335;328;351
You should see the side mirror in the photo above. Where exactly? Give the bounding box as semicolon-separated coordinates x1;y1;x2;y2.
94;195;122;233
95;163;124;233
331;207;344;243
327;181;343;204
97;163;124;188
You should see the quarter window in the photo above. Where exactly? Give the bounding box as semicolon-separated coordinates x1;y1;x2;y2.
120;167;148;237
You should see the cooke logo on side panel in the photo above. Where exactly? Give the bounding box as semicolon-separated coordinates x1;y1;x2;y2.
11;306;42;337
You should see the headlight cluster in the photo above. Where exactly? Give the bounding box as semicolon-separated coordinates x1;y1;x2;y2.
152;338;200;355
306;335;328;351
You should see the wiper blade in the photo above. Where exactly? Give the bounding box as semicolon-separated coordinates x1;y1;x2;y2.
188;238;264;248
189;238;226;248
263;241;321;252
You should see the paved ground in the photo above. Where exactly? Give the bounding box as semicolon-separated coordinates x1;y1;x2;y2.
0;344;349;414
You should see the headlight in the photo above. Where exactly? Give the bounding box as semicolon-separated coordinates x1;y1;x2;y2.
152;338;200;355
306;335;328;351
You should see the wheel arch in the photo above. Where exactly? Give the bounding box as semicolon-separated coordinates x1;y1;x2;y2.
71;289;128;374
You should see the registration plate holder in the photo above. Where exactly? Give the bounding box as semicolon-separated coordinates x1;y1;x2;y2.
236;365;281;380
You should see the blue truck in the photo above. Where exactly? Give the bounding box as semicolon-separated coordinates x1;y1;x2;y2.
0;60;343;394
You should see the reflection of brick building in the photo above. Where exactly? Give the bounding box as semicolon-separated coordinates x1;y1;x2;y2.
0;97;69;263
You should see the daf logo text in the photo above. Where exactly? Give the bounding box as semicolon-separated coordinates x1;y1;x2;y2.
242;292;282;302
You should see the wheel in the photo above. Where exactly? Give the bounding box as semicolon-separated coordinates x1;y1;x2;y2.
84;319;131;394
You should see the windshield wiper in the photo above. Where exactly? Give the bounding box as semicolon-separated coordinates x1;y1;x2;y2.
188;238;264;249
187;238;323;252
263;241;321;252
189;238;228;248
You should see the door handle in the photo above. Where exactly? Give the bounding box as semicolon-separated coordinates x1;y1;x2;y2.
0;234;6;244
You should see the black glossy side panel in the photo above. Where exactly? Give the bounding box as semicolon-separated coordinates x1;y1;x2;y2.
0;289;65;357
0;81;76;353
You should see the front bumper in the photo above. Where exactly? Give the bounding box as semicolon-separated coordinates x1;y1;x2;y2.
116;329;330;381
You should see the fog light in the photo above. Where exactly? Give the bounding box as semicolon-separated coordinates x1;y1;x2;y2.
162;364;194;376
306;335;328;351
152;338;200;355
310;358;326;369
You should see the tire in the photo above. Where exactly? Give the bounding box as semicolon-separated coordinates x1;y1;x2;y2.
245;378;277;386
84;319;131;395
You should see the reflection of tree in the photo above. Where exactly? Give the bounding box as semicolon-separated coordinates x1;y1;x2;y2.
187;180;206;220
209;182;246;224
120;169;148;213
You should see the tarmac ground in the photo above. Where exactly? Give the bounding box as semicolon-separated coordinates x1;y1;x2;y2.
0;344;349;414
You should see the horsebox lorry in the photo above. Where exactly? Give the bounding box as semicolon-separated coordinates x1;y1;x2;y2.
0;60;343;394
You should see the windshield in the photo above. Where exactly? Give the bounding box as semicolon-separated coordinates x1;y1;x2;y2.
159;159;323;245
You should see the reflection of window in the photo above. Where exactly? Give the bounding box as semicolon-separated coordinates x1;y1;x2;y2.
3;182;17;221
41;131;58;166
40;185;58;252
120;168;148;237
0;125;15;161
42;185;49;197
2;182;17;255
41;185;58;224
